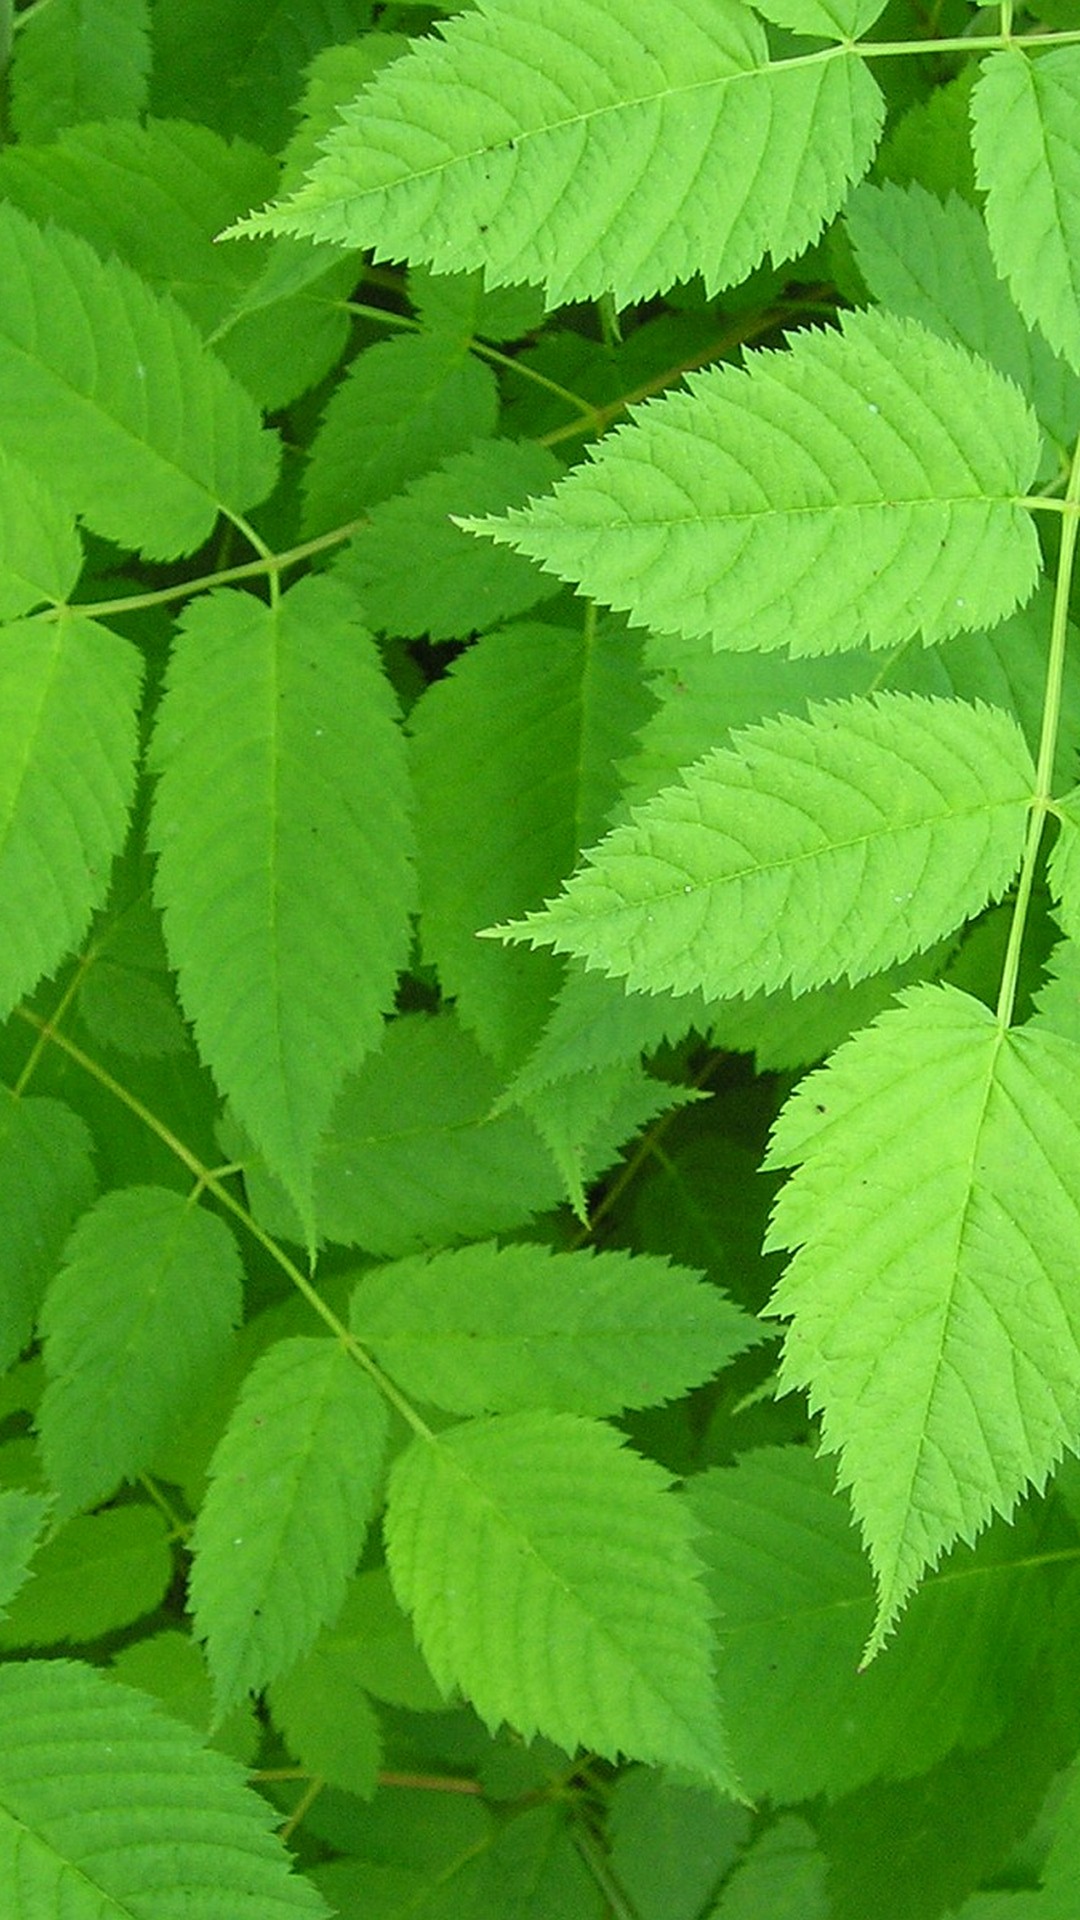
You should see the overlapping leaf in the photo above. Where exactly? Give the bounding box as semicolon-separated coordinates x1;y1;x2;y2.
9;0;150;142
386;1411;735;1789
0;203;278;559
230;0;885;307
37;1187;244;1519
350;1241;760;1415
0;1660;328;1916
0;454;81;622
0;615;142;1023
688;1447;1053;1801
0;1507;172;1650
410;618;650;1063
189;1336;388;1716
846;181;1080;462
302;331;498;535
0;1493;47;1622
1049;793;1080;942
150;575;415;1236
468;309;1041;655
765;983;1080;1654
497;693;1033;1001
973;46;1080;373
0;1097;95;1378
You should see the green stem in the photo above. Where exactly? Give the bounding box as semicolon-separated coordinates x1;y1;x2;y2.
996;435;1080;1028
13;1007;435;1440
31;521;367;625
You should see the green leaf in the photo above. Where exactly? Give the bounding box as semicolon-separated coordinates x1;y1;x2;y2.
845;181;1080;463
0;1096;96;1377
269;1646;383;1799
189;1335;389;1716
0;204;278;561
0;1490;48;1620
0;615;142;1022
37;1187;244;1520
972;46;1080;373
0;1659;329;1916
150;576;415;1236
231;0;884;308
303;1568;446;1713
351;1241;761;1415
1048;793;1080;940
467;309;1042;655
709;1817;829;1920
302;332;498;536
111;1630;260;1765
9;0;150;142
765;983;1080;1654
337;439;564;641
0;1505;172;1649
606;1769;749;1920
410;618;651;1064
0;452;82;621
385;1410;736;1790
500;693;1033;1001
688;1447;1053;1802
151;0;367;149
754;0;886;32
241;1012;571;1257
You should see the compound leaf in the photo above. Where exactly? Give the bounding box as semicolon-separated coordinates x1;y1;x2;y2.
0;615;142;1024
0;203;278;560
190;1336;389;1717
385;1410;735;1790
0;1659;328;1916
150;576;415;1239
765;983;1080;1655
38;1188;244;1520
498;693;1033;1001
231;0;884;308
467;309;1041;656
972;46;1080;374
350;1241;760;1415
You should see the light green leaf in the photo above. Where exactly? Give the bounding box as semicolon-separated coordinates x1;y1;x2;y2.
0;1505;172;1649
517;1062;701;1220
499;693;1033;1001
0;1096;95;1377
688;1447;1053;1802
386;1410;735;1790
189;1336;389;1716
972;46;1080;373
754;0;886;34
303;332;498;536
230;0;884;307
38;1187;244;1520
0;453;81;621
0;615;142;1022
239;1012;571;1257
150;576;415;1236
846;181;1080;463
506;965;712;1102
337;439;564;640
765;983;1080;1654
351;1241;760;1416
0;1491;48;1620
1049;793;1080;941
408;265;547;344
410;618;651;1064
9;0;149;142
0;1659;329;1916
0;204;278;560
467;309;1041;655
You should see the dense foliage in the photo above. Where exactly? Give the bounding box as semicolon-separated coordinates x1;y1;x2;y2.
1;0;1080;1912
